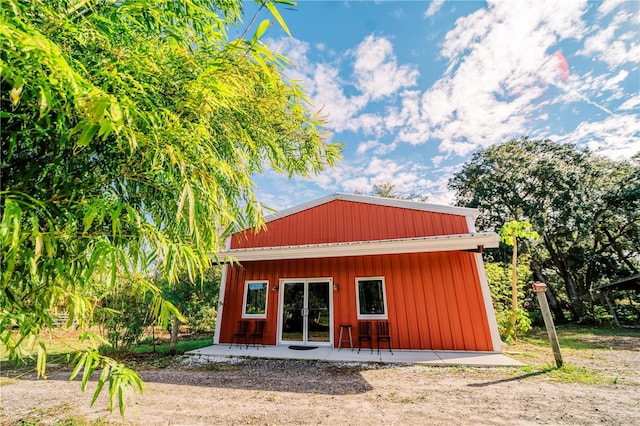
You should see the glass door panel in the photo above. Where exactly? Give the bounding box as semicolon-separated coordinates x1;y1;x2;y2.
307;282;330;342
282;282;305;342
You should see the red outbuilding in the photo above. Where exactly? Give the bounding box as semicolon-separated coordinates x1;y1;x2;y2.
214;193;502;352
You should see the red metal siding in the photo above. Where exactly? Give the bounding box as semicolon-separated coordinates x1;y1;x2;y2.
219;252;493;351
231;200;469;249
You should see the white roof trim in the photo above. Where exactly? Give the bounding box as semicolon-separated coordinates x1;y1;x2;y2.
262;193;480;224
220;232;499;262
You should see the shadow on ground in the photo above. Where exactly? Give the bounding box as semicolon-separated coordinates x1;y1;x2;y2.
3;358;377;395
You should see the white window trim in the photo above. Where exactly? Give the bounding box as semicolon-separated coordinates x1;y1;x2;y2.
242;280;269;319
355;276;388;320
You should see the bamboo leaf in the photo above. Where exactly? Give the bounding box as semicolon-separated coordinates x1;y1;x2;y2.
264;1;291;37
118;385;125;417
77;123;99;147
36;341;47;379
176;184;188;223
81;352;97;391
91;366;111;407
252;19;271;44
70;352;88;381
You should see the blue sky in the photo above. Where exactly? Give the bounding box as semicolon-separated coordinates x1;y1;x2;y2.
246;0;640;210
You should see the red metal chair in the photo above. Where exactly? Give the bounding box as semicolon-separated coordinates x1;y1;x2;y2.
376;321;393;355
357;321;373;354
230;320;249;349
249;320;266;349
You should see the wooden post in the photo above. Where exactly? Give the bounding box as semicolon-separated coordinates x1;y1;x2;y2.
601;290;620;327
533;282;563;368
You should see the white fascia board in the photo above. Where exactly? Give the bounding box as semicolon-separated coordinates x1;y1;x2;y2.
262;193;480;224
220;232;499;262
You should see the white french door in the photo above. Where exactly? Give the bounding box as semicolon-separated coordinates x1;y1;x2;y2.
279;279;333;346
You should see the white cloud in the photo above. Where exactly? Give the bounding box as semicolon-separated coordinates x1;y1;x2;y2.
352;35;419;101
311;64;369;132
357;140;397;155
578;9;640;67
619;94;640;111
424;0;445;18
396;0;589;155
312;156;440;200
598;0;625;17
270;34;418;134
556;114;640;159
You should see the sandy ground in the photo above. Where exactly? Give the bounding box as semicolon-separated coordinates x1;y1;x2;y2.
1;334;639;425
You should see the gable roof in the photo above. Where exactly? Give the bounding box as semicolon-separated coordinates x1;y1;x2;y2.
263;193;480;224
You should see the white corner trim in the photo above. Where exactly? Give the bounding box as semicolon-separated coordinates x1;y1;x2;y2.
262;192;480;224
474;253;503;352
466;215;477;233
213;263;228;345
220;232;499;262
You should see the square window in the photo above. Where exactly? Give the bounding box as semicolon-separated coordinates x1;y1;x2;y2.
356;277;388;319
243;281;268;318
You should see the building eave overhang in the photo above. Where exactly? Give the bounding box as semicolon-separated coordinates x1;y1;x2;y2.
218;232;499;262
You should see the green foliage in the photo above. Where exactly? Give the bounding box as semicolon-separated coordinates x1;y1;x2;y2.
183;294;218;333
494;308;532;342
485;258;533;340
499;221;539;247
355;181;429;201
160;267;220;333
99;290;153;351
1;0;340;416
450;138;639;321
70;347;143;417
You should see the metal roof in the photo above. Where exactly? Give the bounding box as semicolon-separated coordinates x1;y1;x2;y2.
262;192;480;224
593;274;640;292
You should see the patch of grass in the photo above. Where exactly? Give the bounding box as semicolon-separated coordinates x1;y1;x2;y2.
540;363;614;384
449;365;469;373
131;337;211;355
520;325;639;351
1;331;89;365
0;377;18;386
15;413;118;426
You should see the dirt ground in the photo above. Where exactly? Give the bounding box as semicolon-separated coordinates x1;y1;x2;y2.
1;332;639;425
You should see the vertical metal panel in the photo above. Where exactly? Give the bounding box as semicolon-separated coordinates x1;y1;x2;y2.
219;252;493;351
231;200;470;249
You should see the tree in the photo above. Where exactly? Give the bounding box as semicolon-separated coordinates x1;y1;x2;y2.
449;138;638;322
356;182;429;201
499;221;538;338
159;267;221;354
484;257;533;339
1;0;341;414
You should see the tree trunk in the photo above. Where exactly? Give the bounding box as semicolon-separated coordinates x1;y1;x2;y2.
505;232;518;337
169;315;181;355
543;233;585;321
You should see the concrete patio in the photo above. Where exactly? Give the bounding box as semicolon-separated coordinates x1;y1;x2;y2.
186;344;524;367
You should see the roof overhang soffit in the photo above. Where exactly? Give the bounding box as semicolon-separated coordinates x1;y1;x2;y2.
218;232;499;262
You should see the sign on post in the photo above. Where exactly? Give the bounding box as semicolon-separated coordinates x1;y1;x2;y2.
533;281;563;368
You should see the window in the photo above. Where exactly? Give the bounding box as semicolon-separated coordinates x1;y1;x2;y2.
356;277;388;319
243;281;268;318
